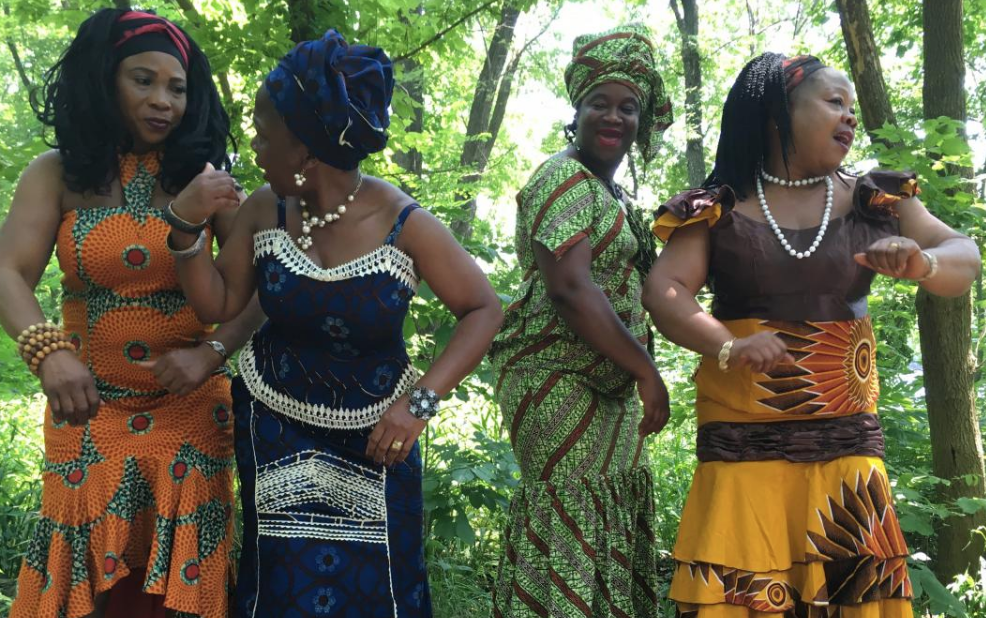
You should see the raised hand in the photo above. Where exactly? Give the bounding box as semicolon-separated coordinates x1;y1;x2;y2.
854;236;929;280
171;162;239;224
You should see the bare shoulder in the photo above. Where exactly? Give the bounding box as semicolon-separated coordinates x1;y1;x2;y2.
22;150;65;186
395;206;457;265
11;150;66;216
238;184;280;232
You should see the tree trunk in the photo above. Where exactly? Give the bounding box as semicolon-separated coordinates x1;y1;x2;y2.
392;56;424;187
920;0;986;580
835;0;898;148
671;0;705;187
450;2;521;239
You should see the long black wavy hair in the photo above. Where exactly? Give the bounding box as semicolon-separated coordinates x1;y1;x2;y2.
704;52;796;200
32;8;233;195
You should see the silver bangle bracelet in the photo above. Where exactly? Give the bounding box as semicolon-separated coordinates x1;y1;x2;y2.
164;201;208;235
915;250;939;282
167;229;207;259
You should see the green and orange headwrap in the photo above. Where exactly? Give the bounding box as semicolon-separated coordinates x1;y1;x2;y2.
564;24;673;162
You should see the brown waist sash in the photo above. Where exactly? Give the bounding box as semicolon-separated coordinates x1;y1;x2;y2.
696;413;885;463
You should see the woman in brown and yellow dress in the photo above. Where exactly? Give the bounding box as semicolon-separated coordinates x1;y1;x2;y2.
645;53;980;617
0;9;261;618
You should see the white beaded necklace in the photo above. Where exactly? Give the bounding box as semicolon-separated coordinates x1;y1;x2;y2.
760;169;827;187
756;172;833;260
296;172;363;250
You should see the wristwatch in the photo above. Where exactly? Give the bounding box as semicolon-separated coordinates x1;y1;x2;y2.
202;340;228;362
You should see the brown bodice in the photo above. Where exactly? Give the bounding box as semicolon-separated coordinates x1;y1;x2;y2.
654;171;919;322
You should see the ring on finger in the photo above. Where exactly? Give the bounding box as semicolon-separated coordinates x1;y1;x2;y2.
390;440;404;451
889;242;900;250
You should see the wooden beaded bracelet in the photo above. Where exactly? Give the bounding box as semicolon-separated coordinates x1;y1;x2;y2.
15;322;75;375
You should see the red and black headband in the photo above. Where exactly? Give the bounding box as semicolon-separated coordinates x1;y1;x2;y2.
782;55;826;94
113;11;190;70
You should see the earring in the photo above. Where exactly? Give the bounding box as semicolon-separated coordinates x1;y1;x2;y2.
294;171;306;187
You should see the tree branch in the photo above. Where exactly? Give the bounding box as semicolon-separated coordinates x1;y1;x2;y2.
5;38;31;91
709;19;783;55
669;0;685;32
393;0;499;62
2;5;32;91
515;3;559;60
169;0;234;104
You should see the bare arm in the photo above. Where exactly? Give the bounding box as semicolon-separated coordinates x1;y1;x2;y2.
367;208;503;464
204;202;267;350
137;194;267;394
854;196;980;297
0;151;100;424
535;238;655;379
169;179;266;323
0;152;62;335
643;223;792;373
404;209;503;396
533;237;669;436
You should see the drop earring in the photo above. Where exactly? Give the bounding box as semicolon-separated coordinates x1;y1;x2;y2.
294;171;307;187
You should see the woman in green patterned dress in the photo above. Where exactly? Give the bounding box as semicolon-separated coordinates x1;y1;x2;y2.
489;24;674;618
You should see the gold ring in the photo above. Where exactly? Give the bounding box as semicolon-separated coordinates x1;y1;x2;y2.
390;440;404;451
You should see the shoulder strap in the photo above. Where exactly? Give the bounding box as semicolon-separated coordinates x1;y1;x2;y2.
384;203;420;246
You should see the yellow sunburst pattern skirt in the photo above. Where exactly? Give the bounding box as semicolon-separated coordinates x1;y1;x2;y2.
671;317;914;618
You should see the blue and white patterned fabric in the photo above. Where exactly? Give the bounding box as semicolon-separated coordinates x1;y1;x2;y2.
232;201;431;617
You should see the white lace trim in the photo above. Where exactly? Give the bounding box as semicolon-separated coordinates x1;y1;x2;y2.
239;339;419;430
255;449;388;544
253;228;418;290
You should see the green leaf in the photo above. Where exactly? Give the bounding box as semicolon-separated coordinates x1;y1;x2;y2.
454;511;476;545
451;467;475;483
432;512;456;540
954;497;986;515
897;512;935;537
908;562;968;618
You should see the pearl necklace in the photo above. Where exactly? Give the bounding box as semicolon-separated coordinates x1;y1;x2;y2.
296;172;363;250
760;169;827;187
756;173;833;260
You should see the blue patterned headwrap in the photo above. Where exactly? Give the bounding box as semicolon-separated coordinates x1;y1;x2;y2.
264;29;394;170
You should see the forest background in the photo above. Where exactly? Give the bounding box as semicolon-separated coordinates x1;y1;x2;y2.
0;0;984;616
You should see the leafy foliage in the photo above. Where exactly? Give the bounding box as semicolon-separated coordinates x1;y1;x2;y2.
0;0;984;616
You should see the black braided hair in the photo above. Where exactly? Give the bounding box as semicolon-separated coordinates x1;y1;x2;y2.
32;8;233;195
703;52;794;200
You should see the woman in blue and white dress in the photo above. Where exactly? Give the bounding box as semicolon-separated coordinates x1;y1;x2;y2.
164;30;503;617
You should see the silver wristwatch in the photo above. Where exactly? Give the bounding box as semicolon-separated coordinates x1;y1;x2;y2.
202;339;228;361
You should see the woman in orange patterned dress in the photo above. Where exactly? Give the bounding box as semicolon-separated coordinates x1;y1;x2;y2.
0;9;262;618
644;53;981;618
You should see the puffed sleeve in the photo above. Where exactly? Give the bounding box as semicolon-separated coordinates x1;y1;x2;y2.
853;170;920;221
519;157;607;259
651;185;735;243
